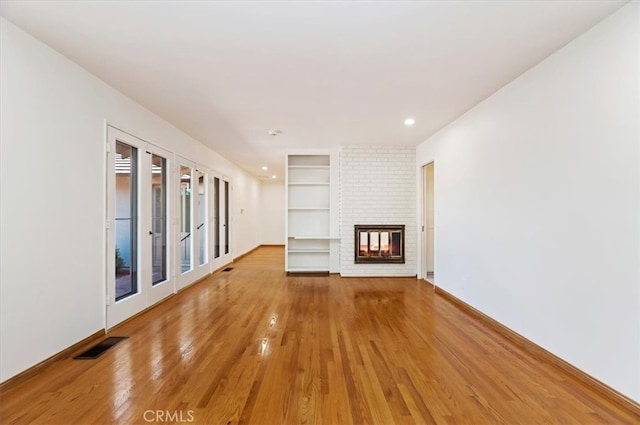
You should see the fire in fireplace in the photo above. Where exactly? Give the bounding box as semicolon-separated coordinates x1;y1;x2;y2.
355;225;405;264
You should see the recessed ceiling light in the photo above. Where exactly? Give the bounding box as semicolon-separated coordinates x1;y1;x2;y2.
268;130;282;136
404;118;415;127
261;166;268;171
271;175;277;179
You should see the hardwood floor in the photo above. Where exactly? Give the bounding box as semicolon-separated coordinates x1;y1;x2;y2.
1;246;637;424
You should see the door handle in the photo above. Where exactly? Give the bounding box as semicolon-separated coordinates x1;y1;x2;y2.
148;231;153;235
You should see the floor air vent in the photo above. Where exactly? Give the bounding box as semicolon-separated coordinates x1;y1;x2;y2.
222;267;233;272
73;337;128;359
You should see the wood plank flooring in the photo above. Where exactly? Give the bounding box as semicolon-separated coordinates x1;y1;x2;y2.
0;246;637;424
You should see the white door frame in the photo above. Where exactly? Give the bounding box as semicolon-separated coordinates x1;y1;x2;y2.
145;143;175;306
419;161;435;284
174;163;231;288
210;174;222;271
208;174;233;270
176;157;197;290
106;126;176;329
220;177;232;266
191;165;212;281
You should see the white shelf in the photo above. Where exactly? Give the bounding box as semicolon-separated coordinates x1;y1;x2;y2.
288;167;330;185
288;155;330;167
288;182;330;186
289;235;335;240
288;185;330;209
288;249;330;253
286;154;333;272
287;267;329;272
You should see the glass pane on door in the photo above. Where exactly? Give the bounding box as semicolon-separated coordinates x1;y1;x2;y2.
197;171;208;266
151;154;167;285
115;142;138;301
214;177;220;259
224;180;230;254
180;165;193;273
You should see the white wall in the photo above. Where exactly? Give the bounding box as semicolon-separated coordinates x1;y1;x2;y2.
416;2;640;402
260;181;285;245
231;171;262;257
340;146;416;276
0;18;261;383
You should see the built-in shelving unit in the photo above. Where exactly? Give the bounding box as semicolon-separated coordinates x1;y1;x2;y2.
285;154;335;272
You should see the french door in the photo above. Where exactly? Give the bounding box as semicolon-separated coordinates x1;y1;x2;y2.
210;174;232;272
177;158;197;289
176;163;231;288
106;127;174;329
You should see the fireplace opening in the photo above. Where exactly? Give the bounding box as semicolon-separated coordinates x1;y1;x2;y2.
355;225;405;264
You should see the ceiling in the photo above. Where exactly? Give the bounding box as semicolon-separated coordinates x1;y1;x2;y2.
0;0;627;180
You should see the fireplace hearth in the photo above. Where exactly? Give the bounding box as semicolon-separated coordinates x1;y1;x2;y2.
355;225;405;264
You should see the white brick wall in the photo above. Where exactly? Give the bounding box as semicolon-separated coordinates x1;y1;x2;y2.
340;146;416;276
